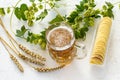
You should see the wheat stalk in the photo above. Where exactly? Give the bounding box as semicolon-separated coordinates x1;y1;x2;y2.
0;18;45;61
33;65;65;72
18;53;45;66
19;44;46;61
0;37;45;66
0;18;65;72
0;38;24;72
9;54;24;72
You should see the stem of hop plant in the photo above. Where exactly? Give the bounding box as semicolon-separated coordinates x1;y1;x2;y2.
10;0;22;35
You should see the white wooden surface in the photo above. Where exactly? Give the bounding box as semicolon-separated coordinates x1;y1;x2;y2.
0;0;120;80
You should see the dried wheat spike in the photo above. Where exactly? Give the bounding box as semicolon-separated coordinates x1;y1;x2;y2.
18;53;45;66
19;44;46;61
34;65;65;72
10;54;24;72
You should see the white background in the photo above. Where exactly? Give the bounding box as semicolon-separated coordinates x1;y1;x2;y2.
0;0;120;80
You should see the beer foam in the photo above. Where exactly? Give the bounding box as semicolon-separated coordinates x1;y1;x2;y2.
47;26;75;50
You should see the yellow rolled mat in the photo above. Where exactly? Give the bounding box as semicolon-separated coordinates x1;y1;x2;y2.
90;17;112;65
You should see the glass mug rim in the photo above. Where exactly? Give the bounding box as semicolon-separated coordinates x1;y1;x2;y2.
46;25;75;51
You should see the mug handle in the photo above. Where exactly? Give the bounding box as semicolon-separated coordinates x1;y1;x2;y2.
75;43;87;59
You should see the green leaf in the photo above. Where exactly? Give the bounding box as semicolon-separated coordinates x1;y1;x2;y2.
38;0;42;2
27;36;30;42
74;30;80;39
20;4;28;20
14;7;21;20
20;4;28;14
101;2;114;18
36;9;48;21
105;2;114;9
28;31;32;36
16;30;25;37
67;11;78;24
16;25;28;37
21;25;26;31
76;0;88;12
48;23;60;30
80;28;86;39
30;0;35;2
0;8;5;16
49;15;64;24
102;5;107;10
7;7;11;14
55;0;60;1
76;4;84;12
14;4;28;20
74;26;88;39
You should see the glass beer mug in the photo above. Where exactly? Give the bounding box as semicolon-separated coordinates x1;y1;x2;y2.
46;24;86;65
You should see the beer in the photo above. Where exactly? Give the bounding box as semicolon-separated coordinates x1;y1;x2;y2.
46;26;76;65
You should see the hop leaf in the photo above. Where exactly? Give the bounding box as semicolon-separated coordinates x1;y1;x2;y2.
67;11;78;24
14;4;28;20
7;7;11;14
36;9;48;21
49;15;64;24
16;25;28;37
38;0;42;2
20;4;28;20
14;7;21;20
0;8;5;16
29;0;35;2
101;2;114;18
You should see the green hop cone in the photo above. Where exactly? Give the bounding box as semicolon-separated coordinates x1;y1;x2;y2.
28;20;34;26
34;7;38;12
40;42;46;50
29;6;33;10
39;4;43;9
38;38;43;45
33;39;38;44
32;3;36;7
